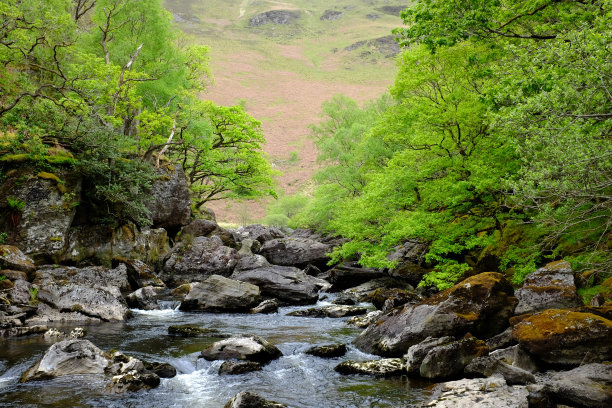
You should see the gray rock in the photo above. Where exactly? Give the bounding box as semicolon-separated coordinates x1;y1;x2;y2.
179;275;260;312
0;246;36;274
425;375;529;408
334;358;406;376
147;166;191;229
332;293;358;305
219;361;262;375
405;336;455;373
106;372;160;394
125;286;165;310
465;345;537;381
238;238;261;255
36;264;130;291
250;299;279;314
305;344;346;358
235;254;270;272
321;10;343;21
341;277;411;301
201;335;283;364
163;236;239;284
237;225;285;244
143;361;176;378
259;237;331;269
543;363;612;408
287;305;368;318
346;310;383;328
231;265;319;305
514;260;581;315
21;339;109;381
120;259;165;290
328;264;386;291
485;327;516;351
224;391;287;408
419;337;489;379
8;279;34;305
249;10;300;26
180;219;217;238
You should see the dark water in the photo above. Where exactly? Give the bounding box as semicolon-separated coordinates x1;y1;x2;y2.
0;298;432;407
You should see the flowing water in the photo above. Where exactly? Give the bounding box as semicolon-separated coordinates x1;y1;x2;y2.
0;297;432;407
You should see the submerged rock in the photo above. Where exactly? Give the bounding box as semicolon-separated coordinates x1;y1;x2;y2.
201;335;282;364
168;324;225;338
219;361;262;375
224;391;287;408
334;359;406;377
179;275;260;312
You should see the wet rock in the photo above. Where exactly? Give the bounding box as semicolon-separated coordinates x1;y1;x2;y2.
514;260;581;315
0;246;36;274
168;324;225;338
21;339;110;381
354;273;517;357
170;283;191;300
147;166;191;229
250;299;279;314
0;323;47;338
125;286;165;310
334;358;405;377
162;236;239;284
201;335;282;364
234;254;270;272
143;361;176;378
543;363;612;408
425;375;529;408
231;266;319;305
179;275;260;312
259;237;331;270
405;336;455;374
346;310;383;328
118;259;165;290
287;305;368;318
332;293;358;305
419;337;489;379
512;308;612;365
106;371;160;394
321;10;343;21
305;344;347;358
341;277;411;301
237;225;285;244
249;10;300;26
328;263;386;291
224;391;287;408
219;361;262;375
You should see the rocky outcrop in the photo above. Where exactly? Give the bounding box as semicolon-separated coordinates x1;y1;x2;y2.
147;166;191;230
231;266;319;305
0;245;36;274
163;236;239;284
179;275;260;312
125;286;165;310
512;309;612;365
514;260;581;314
418;337;489;379
354;273;517;356
259;237;332;270
387;240;430;286
249;10;300;26
334;359;405;376
305;344;346;358
201;335;283;364
542;363;612;408
287;305;367;318
224;391;287;408
219;361;262;375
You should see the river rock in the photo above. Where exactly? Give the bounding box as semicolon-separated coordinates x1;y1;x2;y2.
237;224;285;244
179;275;260;312
0;246;36;274
514;260;581;315
21;339;110;381
168;324;225;338
8;278;35;305
512;308;612;365
331;293;358;305
366;287;419;311
542;363;612;408
419;337;489;379
119;259;165;290
341;277;412;301
219;361;262;375
234;254;270;272
147;165;191;230
143;361;177;378
259;237;331;269
334;359;406;376
250;299;279;314
106;371;160;394
125;286;165;310
231;266;319;305
405;336;455;374
224;391;287;408
346;310;383;328
249;10;300;26
180;219;237;248
287;305;368;318
201;335;282;364
425;375;529;408
327;263;386;291
305;344;347;358
354;272;517;357
163;236;239;284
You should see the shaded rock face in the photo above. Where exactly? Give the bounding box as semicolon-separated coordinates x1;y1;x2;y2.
231;265;319;305
334;359;405;377
180;219;237;248
341;277;411;301
163;236;239;285
405;336;455;374
354;273;517;357
201;335;282;364
305;344;346;358
0;170;81;263
465;345;537;385
327;263;386;291
387;240;430;286
418;337;489;379
249;10;300;26
234;254;270;272
0;245;35;274
179;275;260;312
514;260;581;314
512;309;612;365
21;339;109;381
425;375;529;408
224;391;287;408
287;305;368;318
219;361;262;375
367;288;420;311
119;259;165;290
147;166;191;230
259;237;331;270
543;363;612;408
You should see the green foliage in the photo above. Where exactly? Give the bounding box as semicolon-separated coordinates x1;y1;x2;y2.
263;193;309;227
0;275;6;282
419;261;471;291
0;232;7;244
577;285;610;306
29;287;38;306
6;197;25;212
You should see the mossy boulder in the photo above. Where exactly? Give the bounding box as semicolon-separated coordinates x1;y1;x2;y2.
512;309;612;365
354;272;517;357
0;245;35;274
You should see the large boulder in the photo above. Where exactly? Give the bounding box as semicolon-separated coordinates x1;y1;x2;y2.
0;245;36;274
125;286;165;310
201;335;282;364
179;219;237;248
237;224;285;245
219;360;262;375
118;258;165;290
179;275;260;312
234;254;270;272
425;375;529;408
405;336;455;374
327;263;386;291
514;260;581;315
259;237;331;269
354;272;517;357
341;277;412;301
21;339;109;381
465;345;537;385
334;359;406;377
231;266;319;305
147;166;191;230
512;309;612;365
224;391;287;408
543;363;612;408
418;337;489;379
162;236;239;284
0;170;81;263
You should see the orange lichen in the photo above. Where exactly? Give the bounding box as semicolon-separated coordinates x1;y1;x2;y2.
513;309;612;342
